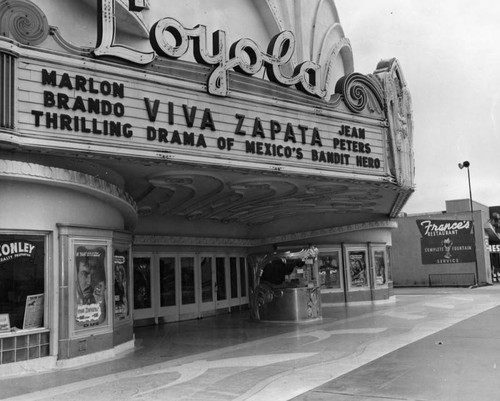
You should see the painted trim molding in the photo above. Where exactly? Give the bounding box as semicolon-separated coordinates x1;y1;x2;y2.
133;220;398;247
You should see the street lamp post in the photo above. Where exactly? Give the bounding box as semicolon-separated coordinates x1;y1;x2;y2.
458;161;479;286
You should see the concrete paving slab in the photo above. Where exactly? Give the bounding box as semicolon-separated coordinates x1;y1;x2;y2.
1;286;500;400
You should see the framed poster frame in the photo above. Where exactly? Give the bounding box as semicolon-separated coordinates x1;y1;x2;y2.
69;238;112;338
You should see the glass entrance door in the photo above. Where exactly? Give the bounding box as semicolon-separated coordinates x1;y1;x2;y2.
158;255;178;322
133;254;155;323
155;254;198;322
179;256;198;320
199;255;216;317
133;252;248;324
215;256;229;310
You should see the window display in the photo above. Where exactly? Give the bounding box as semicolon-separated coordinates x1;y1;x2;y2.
0;235;45;331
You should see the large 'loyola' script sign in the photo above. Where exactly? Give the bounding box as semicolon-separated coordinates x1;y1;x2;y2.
95;0;341;99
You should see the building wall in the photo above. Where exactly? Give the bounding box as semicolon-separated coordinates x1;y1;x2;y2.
391;200;492;287
0;0;414;372
0;160;135;372
0;180;125;231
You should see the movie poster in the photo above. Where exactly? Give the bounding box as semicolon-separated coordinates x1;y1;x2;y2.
373;249;386;286
348;250;368;288
417;219;475;265
318;250;341;288
114;249;129;322
74;245;108;330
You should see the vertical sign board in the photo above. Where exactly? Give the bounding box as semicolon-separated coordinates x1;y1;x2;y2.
417;220;475;264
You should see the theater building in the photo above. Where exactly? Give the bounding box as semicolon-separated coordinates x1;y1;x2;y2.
0;0;414;372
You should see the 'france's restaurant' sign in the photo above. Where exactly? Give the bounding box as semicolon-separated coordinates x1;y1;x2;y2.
417;220;475;264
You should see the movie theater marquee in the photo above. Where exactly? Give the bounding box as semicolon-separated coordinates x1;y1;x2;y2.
13;5;387;178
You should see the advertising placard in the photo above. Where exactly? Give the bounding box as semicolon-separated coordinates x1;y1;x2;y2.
417;219;475;264
23;294;44;330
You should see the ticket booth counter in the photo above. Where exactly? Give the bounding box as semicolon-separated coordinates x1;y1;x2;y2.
249;248;321;323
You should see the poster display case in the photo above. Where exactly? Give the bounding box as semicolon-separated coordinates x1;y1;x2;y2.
249;247;321;322
345;247;369;291
317;247;343;291
370;246;388;287
69;238;113;338
113;246;131;325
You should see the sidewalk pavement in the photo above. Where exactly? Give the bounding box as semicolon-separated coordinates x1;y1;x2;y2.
294;289;500;401
2;285;500;400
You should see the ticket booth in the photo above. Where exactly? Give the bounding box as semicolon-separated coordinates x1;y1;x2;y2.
249;247;321;323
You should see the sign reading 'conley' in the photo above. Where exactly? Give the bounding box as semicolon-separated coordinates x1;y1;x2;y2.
0;241;36;264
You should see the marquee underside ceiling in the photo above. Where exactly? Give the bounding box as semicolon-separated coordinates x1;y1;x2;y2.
1;150;409;239
95;156;407;238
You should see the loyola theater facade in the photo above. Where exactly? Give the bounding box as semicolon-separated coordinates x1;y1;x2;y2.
0;0;414;370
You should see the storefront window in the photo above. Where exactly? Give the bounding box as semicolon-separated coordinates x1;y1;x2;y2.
0;235;45;332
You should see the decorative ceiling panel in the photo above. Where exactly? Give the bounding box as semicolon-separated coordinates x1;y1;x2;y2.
139;169;389;226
